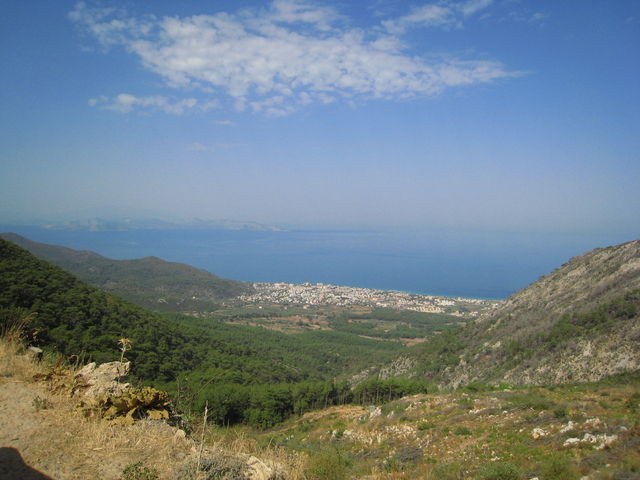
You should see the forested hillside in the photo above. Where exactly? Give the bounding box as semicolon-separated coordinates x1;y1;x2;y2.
0;232;253;312
0;238;423;427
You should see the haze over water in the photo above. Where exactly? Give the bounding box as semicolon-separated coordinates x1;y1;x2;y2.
1;1;638;295
3;225;635;300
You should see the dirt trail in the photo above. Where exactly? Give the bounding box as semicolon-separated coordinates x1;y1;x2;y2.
0;342;302;480
1;378;114;479
1;379;82;479
0;375;192;480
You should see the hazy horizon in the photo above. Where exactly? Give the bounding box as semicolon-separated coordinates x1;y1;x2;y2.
2;1;639;235
5;224;637;300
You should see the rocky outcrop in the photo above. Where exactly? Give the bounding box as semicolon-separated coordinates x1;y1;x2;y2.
374;239;640;389
379;356;417;380
503;328;640;385
76;361;130;397
475;239;640;334
245;455;283;480
177;451;284;480
441;239;640;387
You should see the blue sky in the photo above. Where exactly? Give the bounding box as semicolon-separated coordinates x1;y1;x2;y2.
1;0;639;233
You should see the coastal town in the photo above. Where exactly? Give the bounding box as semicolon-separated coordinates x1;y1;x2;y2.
239;282;499;318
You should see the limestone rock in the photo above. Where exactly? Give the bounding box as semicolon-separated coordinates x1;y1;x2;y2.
531;427;547;439
368;406;382;419
76;361;130;397
245;456;282;480
26;346;43;361
559;421;575;434
563;437;581;447
563;433;617;449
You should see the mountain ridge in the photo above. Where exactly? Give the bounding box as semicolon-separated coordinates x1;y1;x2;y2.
0;232;253;312
371;239;640;388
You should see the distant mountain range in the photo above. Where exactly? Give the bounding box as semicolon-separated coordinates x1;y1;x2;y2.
0;232;253;312
32;217;285;232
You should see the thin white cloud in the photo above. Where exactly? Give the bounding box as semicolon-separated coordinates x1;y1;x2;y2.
68;1;153;48
215;120;236;126
382;5;454;33
188;142;208;152
528;11;548;24
72;0;514;116
461;0;493;17
186;141;244;151
88;93;217;114
383;0;493;33
267;0;341;30
504;5;550;25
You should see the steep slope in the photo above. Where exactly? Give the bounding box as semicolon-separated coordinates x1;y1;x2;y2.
394;239;640;388
0;237;212;381
0;232;253;312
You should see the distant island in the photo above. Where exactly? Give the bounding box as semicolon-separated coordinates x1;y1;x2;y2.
35;217;285;232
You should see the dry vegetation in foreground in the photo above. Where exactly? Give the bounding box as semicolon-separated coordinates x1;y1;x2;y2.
2;321;640;480
252;381;640;479
0;328;305;480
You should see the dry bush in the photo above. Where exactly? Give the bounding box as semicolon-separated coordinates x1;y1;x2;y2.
0;319;42;380
202;428;306;480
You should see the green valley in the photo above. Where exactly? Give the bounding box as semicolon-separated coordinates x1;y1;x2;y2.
1;235;639;479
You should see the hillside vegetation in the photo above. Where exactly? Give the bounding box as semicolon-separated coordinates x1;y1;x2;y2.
3;331;639;480
380;239;640;389
1;236;640;479
0;232;253;312
265;373;640;480
0;238;418;427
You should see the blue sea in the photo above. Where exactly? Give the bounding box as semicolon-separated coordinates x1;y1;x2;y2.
1;225;636;300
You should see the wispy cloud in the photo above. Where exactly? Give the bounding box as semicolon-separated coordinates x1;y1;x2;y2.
503;5;550;26
188;142;208;152
88;93;217;114
71;0;515;116
461;0;493;17
382;0;493;33
528;11;548;24
268;0;341;30
186;141;244;152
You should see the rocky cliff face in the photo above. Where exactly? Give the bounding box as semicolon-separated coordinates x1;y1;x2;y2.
476;239;640;333
445;239;640;387
399;239;640;389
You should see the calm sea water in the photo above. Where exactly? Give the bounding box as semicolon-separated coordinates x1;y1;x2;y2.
2;225;636;299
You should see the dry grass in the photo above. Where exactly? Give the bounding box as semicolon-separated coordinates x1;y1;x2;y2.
0;331;193;478
0;332;307;479
201;426;307;479
0;328;41;380
77;416;194;478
